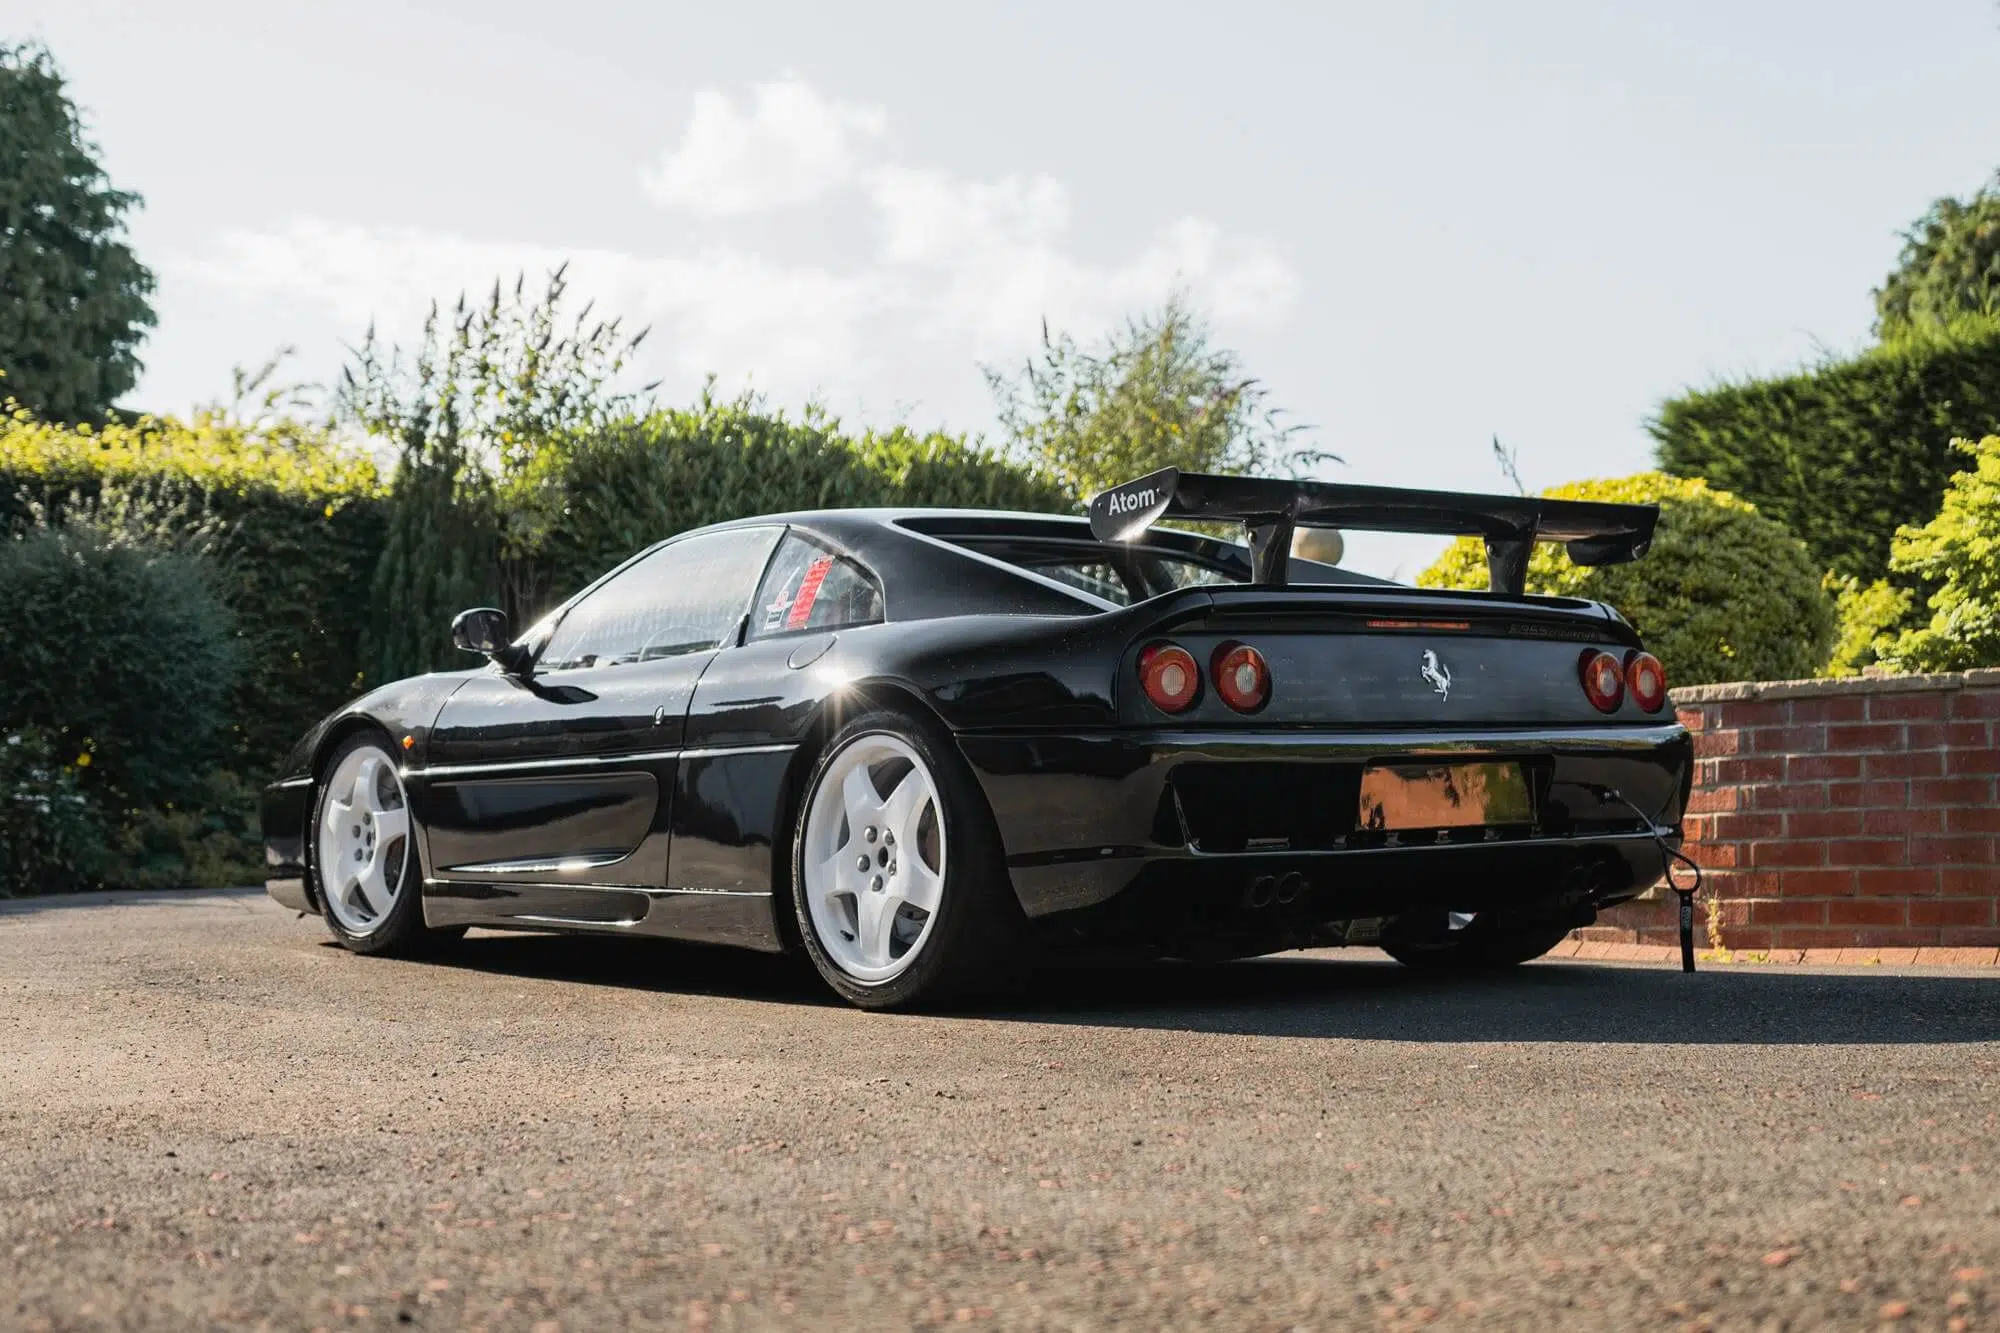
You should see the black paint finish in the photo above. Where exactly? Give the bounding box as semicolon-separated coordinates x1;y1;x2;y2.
262;506;1691;961
421;772;660;877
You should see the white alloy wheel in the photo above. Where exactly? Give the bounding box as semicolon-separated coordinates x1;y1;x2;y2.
801;732;948;984
316;744;412;936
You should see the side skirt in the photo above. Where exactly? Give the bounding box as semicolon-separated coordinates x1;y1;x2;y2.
422;880;785;952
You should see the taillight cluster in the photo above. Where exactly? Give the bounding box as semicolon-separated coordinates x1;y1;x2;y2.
1137;640;1271;714
1579;648;1668;714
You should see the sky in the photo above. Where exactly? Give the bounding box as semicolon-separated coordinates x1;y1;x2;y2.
14;0;2000;577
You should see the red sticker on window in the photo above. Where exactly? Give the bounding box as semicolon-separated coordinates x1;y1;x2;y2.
786;555;835;630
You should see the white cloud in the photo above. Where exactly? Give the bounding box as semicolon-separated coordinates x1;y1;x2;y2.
177;78;1297;428
863;165;1296;351
184;219;884;391
642;78;886;217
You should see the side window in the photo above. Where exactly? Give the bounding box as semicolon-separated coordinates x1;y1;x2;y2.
538;527;782;671
748;533;884;640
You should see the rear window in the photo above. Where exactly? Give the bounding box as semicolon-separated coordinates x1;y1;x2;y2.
913;519;1391;605
994;547;1243;606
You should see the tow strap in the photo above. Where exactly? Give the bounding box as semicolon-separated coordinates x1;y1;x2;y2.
1593;787;1704;973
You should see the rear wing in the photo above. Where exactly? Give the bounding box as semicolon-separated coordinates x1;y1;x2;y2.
1086;467;1658;595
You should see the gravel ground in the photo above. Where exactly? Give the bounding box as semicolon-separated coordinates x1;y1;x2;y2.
3;889;1998;1332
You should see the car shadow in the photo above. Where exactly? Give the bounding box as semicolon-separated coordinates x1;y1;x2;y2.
427;932;2000;1046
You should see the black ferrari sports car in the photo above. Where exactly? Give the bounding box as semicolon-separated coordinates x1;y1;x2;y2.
262;467;1691;1008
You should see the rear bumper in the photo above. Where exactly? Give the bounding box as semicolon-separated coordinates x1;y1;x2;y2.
958;723;1691;919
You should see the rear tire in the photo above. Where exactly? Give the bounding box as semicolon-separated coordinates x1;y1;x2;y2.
790;711;1023;1010
311;732;460;957
1381;913;1573;973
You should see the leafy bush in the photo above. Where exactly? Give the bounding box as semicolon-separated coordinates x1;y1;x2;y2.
1823;575;1916;677
526;393;1073;611
1878;435;2000;671
0;403;385;770
0;727;108;897
0;523;240;807
1417;473;1836;686
106;768;264;891
1650;315;2000;586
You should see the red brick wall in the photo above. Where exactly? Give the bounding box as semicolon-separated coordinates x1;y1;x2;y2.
1585;669;2000;954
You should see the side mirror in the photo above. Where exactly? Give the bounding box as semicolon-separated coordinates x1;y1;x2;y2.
452;608;516;664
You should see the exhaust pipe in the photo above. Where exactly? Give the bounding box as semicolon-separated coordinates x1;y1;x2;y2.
1245;875;1277;909
1274;872;1306;905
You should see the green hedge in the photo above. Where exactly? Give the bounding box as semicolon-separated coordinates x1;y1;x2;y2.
1650;316;2000;586
0;405;386;774
519;396;1074;612
1418;473;1836;686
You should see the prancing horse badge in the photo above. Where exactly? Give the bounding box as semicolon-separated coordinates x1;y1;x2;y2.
1420;649;1452;701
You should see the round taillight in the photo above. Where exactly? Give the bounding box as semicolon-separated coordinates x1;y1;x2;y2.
1137;642;1201;713
1579;649;1625;713
1211;641;1271;713
1626;651;1667;713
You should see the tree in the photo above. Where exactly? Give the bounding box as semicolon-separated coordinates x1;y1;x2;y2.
338;266;651;678
984;294;1329;500
1418;474;1836;687
1875;173;2000;338
0;43;155;423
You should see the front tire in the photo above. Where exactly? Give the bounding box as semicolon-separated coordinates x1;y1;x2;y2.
790;711;1021;1010
311;732;457;956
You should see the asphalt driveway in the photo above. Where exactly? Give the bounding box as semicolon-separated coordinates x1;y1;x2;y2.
4;890;1997;1330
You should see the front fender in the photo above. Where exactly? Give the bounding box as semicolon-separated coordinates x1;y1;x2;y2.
262;670;479;906
270;670;481;782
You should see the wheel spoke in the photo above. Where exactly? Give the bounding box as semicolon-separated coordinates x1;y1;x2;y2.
854;885;900;968
371;807;410;847
354;855;394;915
814;847;863;902
880;769;928;848
351;755;382;813
841;763;881;822
321;797;353;840
899;857;943;914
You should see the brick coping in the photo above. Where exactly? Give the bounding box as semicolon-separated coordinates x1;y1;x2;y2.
1554;938;2000;968
1672;667;2000;705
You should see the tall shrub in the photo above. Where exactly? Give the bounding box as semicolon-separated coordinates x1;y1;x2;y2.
985;294;1329;500
0;524;240;807
339;267;651;675
0;404;384;771
1650;316;2000;586
1418;473;1835;686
